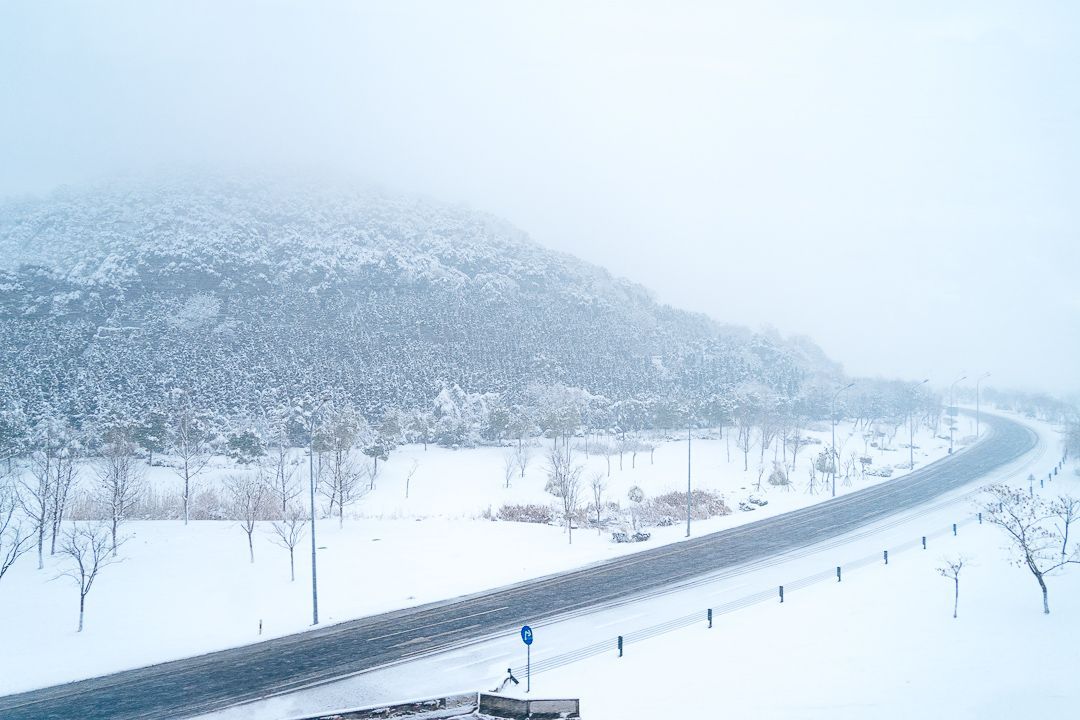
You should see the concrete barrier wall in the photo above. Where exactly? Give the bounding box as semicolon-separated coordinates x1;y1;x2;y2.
299;692;476;719
296;691;579;719
478;693;581;718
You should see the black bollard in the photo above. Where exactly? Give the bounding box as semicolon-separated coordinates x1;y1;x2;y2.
978;512;982;524
922;536;926;550
884;550;889;565
779;585;784;603
837;566;842;582
953;523;957;536
707;608;713;628
617;635;623;657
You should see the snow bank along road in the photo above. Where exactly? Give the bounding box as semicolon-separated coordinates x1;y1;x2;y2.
0;412;1038;720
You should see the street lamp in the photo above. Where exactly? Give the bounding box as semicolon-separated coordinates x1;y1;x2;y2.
975;372;991;440
308;395;330;625
682;402;694;538
686;416;692;538
831;382;855;497
908;379;930;470
948;375;967;454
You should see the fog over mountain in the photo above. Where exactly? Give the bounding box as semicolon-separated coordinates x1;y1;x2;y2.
0;176;848;442
1;2;1077;393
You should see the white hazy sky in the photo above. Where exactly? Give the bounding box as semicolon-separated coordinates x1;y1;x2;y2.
1;1;1077;393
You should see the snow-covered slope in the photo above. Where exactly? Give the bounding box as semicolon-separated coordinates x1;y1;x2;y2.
0;176;838;428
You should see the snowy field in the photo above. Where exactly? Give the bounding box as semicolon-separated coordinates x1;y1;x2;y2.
201;413;1073;720
0;418;971;694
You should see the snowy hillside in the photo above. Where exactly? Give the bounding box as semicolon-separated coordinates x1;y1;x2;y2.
0;175;839;440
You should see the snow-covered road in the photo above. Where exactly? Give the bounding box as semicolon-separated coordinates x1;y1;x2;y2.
198;412;1062;720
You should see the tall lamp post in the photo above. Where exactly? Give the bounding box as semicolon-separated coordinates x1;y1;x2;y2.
908;379;929;470
308;395;330;626
686;417;692;538
831;382;855;497
948;375;967;454
975;372;991;440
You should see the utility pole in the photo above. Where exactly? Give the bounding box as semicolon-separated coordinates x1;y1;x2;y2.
308;395;330;626
909;379;929;470
949;375;967;454
686;419;692;538
831;382;855;497
975;372;991;440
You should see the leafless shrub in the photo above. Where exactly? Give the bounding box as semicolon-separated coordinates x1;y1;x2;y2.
496;504;554;524
640;489;731;526
57;522;121;632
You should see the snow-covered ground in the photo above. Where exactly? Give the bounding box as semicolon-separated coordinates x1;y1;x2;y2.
0;417;972;694
200;412;1072;720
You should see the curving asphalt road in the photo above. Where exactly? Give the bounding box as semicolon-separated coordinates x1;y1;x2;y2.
0;413;1038;720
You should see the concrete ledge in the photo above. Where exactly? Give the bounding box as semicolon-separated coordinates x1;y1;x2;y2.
299;692;476;719
479;693;581;719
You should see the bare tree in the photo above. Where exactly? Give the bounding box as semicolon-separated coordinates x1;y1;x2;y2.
21;418;80;558
1;480;33;582
984;485;1080;614
48;445;78;556
321;447;365;527
29;421;82;557
168;397;210;526
545;446;583;544
1052;495;1080;561
317;413;352;519
405;460;419;499
515;442;531;479
641;441;656;465
365;450;383;490
757;421;777;468
627;485;645;532
57;522;120;632
589;473;606;535
592;440;614;477
937;556;967;619
502;450;516;489
267;434;300;517
805;458;819;496
411;410;433;451
336;459;367;528
788;420;804;473
735;419;754;472
318;406;370;523
225;472;268;563
20;451;53;569
95;428;145;556
269;503;307;581
628;438;642;469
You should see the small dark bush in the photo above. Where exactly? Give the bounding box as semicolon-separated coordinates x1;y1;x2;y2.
611;531;651;543
496;503;554;524
640;489;731;525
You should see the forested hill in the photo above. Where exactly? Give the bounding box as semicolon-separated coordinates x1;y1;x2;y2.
0;176;842;446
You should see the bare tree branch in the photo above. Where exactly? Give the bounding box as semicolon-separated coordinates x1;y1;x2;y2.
269;503;307;581
56;522;121;632
983;485;1080;614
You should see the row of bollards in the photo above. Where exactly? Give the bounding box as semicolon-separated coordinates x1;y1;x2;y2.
612;457;1074;657
613;512;988;659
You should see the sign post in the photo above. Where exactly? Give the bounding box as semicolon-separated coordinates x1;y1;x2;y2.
520;625;533;693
